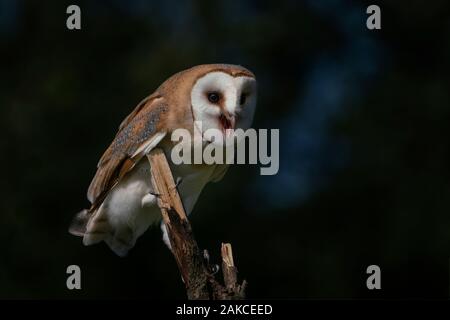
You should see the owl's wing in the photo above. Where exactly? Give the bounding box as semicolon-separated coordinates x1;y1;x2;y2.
86;96;169;209
117;95;152;132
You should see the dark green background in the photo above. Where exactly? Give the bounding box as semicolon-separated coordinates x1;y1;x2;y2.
1;0;450;299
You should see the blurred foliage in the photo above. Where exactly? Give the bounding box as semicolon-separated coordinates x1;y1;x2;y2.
0;0;450;298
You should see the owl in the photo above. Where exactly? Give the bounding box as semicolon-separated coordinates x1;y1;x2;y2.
69;64;257;256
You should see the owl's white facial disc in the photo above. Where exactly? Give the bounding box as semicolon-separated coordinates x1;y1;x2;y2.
190;71;257;146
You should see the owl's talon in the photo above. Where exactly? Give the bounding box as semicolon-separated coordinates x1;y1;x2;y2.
149;192;170;209
161;202;171;211
211;264;220;275
202;250;219;274
170;177;183;191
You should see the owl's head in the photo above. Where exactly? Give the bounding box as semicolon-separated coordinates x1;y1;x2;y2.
189;64;257;144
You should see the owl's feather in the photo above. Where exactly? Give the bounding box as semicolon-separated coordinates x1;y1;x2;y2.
87;97;169;206
69;97;169;241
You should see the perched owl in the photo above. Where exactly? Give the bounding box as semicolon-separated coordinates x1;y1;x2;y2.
69;64;257;256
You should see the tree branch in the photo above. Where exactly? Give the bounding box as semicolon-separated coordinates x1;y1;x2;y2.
147;148;246;300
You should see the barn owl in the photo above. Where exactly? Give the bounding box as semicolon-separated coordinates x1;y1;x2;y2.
69;64;257;257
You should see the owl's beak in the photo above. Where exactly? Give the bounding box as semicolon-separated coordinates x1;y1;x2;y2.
219;113;235;136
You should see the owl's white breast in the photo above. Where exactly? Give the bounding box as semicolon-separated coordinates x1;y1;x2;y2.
91;152;218;256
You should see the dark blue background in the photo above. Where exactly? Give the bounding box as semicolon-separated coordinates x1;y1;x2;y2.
0;0;449;298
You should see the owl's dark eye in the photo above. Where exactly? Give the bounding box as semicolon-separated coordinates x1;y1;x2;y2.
240;93;247;105
207;92;220;103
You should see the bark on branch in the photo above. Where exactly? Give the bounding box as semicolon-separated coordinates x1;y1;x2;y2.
147;148;246;300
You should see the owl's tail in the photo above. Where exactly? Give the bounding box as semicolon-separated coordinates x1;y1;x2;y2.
69;208;111;245
69;208;132;257
68;209;90;237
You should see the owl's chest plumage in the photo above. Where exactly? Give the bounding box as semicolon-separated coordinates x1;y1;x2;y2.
85;153;220;256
